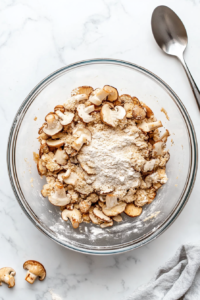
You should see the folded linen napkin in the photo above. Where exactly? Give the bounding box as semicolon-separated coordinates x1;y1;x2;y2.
128;243;200;300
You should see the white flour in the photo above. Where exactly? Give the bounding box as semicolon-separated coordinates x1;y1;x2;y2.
78;124;146;195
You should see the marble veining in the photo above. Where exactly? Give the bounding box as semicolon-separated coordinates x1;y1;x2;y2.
1;0;200;299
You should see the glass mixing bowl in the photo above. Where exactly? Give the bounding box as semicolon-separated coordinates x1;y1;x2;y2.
7;59;198;255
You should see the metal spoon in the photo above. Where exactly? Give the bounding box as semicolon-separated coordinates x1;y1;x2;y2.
151;5;200;109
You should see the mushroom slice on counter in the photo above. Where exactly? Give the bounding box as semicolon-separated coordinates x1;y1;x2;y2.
0;267;16;288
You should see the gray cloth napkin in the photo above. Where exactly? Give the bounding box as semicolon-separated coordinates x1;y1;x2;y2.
128;243;200;300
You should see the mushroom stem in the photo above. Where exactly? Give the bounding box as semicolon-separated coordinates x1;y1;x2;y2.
25;271;37;284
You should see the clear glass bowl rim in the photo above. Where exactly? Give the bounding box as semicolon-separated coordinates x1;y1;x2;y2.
7;58;198;255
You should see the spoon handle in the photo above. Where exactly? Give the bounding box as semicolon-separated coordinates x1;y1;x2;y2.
178;54;200;110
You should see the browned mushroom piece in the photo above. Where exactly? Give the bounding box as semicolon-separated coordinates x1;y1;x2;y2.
48;182;71;206
132;105;146;120
103;85;118;101
23;260;46;284
43;113;63;136
124;203;142;217
71;86;94;97
54;105;65;113
39;143;49;157
0;267;16;288
100;103;126;127
37;159;47;175
62;208;82;228
141;102;154;118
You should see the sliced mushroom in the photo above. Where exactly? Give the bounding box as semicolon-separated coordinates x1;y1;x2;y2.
71;86;94;97
57;169;71;182
100;220;114;228
77;104;95;123
55;110;74;125
124;203;142;217
124;102;135;118
54;148;68;165
103;85;118;101
0;267;16;288
54;105;65;113
79;161;96;175
112;215;123;222
100;104;126;127
138;120;163;132
43;113;63;136
63;172;79;185
48;182;71;206
106;194;118;208
79;199;91;213
102;202;127;217
141;103;154;118
119;94;133;104
89;88;109;105
89;207;103;225
39;143;49;157
152;141;165;157
46;139;65;148
23;260;46;284
132;105;146;120
72;127;91;151
37;159;47;175
134;188;156;206
62;208;82;228
93;207;112;222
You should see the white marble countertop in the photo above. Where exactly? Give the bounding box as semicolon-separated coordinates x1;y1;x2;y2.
1;0;200;299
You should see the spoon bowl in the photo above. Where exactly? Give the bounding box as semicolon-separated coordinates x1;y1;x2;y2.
152;6;188;56
151;5;200;109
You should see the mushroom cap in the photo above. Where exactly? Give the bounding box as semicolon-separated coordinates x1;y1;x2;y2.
62;208;82;228
93;207;112;222
46;139;65;148
124;203;142;217
0;267;16;288
141;103;154;118
102;202;127;217
23;260;46;281
71;86;94;97
56;110;74;126
100;104;126;127
48;182;71;206
132;105;146;120
77;104;95;123
89;88;109;105
43;114;63;136
54;105;65;113
103;85;118;101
